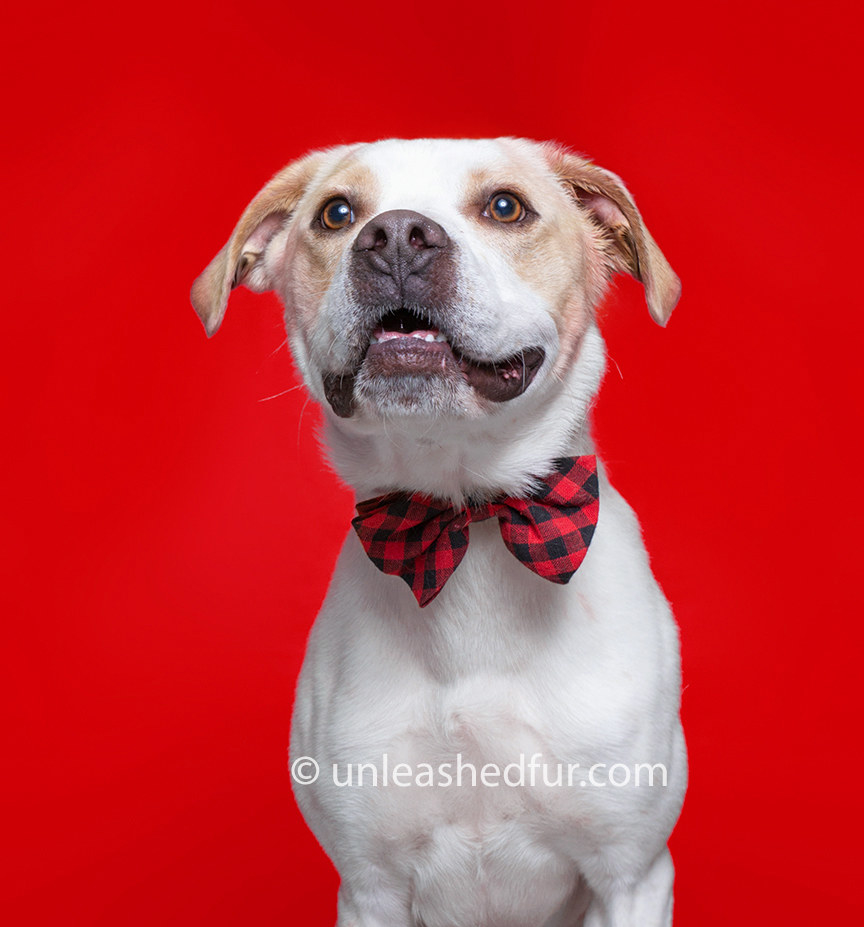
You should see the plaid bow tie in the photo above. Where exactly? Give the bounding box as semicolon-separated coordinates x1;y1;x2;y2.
352;456;600;607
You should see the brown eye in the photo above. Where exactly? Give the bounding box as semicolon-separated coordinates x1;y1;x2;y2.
486;192;525;223
320;197;354;230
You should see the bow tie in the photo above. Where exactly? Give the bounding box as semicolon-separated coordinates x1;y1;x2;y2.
352;456;599;607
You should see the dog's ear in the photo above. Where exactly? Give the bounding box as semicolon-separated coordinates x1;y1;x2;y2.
546;146;681;326
190;152;327;337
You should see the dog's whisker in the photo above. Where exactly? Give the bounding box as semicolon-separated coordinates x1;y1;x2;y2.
254;338;290;376
258;384;304;402
417;417;441;441
606;351;624;380
326;331;342;357
296;395;311;447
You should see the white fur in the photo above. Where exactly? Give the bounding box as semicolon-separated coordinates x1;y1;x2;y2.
222;139;686;925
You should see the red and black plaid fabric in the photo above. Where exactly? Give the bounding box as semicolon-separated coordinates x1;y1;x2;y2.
352;456;600;607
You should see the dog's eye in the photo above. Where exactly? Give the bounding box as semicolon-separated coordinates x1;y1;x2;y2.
320;198;354;230
485;192;525;224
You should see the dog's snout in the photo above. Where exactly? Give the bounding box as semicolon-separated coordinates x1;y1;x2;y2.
353;210;449;279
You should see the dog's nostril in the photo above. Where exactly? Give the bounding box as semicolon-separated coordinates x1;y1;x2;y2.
352;210;449;264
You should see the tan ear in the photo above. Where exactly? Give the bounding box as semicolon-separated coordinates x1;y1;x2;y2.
190;151;328;337
545;146;681;326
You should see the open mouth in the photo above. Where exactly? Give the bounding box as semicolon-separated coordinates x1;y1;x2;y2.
362;308;545;403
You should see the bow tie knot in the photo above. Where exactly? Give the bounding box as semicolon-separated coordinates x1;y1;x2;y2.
352;456;600;607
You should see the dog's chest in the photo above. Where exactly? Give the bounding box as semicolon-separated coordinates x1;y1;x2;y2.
298;523;650;858
349;710;590;926
290;494;684;924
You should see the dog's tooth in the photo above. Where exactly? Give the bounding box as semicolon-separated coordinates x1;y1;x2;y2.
424;334;435;342
434;333;447;342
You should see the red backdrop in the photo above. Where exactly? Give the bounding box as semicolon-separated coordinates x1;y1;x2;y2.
3;1;862;922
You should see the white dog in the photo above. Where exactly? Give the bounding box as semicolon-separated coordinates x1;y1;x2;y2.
192;138;687;927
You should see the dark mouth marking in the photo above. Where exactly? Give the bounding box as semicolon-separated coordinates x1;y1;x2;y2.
322;371;357;418
323;307;545;416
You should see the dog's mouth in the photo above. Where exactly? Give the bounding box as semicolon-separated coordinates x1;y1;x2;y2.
321;307;546;417
362;308;545;402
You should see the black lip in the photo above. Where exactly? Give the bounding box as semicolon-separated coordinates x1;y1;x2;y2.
361;319;545;403
457;346;545;403
322;307;545;416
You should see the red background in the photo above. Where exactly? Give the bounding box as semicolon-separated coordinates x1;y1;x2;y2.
3;1;862;923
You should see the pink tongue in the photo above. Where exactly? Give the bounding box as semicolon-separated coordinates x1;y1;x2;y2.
373;327;440;341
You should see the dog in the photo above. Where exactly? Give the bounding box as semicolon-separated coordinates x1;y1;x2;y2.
191;138;687;927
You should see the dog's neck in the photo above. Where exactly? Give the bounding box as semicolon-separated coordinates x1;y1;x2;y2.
322;327;607;507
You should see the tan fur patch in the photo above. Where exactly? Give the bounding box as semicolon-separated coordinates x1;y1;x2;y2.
190;147;381;337
281;156;380;335
541;143;681;326
463;141;607;376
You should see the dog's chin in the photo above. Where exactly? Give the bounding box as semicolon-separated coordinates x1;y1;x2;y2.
354;364;470;419
322;311;545;420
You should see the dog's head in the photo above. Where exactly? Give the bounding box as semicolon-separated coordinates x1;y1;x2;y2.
192;138;679;497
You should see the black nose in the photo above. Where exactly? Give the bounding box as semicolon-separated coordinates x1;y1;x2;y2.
352;209;449;281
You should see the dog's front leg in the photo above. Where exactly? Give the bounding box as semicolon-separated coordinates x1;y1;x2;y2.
581;849;674;927
335;879;414;927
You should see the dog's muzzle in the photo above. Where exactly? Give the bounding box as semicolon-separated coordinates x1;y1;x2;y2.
321;209;545;418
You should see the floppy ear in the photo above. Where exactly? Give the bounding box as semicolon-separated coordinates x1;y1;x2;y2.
190;152;327;337
545;146;681;326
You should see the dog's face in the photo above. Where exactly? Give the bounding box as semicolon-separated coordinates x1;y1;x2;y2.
192;138;679;430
